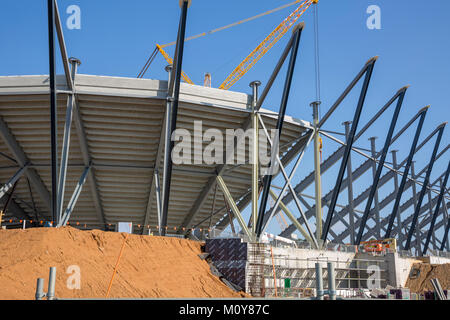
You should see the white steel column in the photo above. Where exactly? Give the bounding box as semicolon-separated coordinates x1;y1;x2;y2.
311;101;323;243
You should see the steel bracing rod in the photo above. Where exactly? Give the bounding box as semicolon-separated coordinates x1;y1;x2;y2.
257;116;318;247
48;0;59;225
404;124;446;250
269;188;314;244
154;169;162;234
256;23;304;237
320;130;449;200
2;179;18;214
260;124;314;236
196;189;251;230
178;25;307;233
333;157;448;244
319;57;378;128
53;0;73;91
59;166;91;227
333;175;447;246
215;134;308;231
0;165;29;200
161;0;189;236
278;126;449;241
355;86;407;244
321;58;377;243
348;176;445;244
423;161;450;254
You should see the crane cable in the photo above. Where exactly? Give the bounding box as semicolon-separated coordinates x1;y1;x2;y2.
137;47;158;79
137;0;306;78
313;1;323;161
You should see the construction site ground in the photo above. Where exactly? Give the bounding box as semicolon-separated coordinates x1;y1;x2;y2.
0;227;248;300
405;262;450;294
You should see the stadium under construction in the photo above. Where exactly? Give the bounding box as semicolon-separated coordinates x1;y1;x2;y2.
0;0;449;300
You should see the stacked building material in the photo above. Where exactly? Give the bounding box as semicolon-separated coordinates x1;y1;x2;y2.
205;238;248;290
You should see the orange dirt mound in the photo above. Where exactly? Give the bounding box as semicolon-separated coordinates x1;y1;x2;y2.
0;227;247;300
405;263;450;293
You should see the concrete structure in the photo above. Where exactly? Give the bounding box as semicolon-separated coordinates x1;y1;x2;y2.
206;237;448;298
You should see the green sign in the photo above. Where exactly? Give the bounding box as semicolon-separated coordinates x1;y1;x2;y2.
284;278;291;289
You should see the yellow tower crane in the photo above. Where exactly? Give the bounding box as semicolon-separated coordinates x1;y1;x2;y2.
138;0;316;90
219;0;314;90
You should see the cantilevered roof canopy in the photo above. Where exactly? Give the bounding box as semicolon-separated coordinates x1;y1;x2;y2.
0;75;312;233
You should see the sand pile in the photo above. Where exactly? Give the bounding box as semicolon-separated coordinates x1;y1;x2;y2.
405;263;450;293
0;227;247;300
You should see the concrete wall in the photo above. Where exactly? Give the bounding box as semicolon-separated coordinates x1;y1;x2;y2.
421;256;450;265
385;253;422;287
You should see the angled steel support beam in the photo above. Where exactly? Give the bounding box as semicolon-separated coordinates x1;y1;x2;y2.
57;70;77;222
343;121;356;244
54;0;73;91
335;173;447;244
319;57;378;128
256;23;305;237
385;108;429;238
321;58;377;243
215;133;310;232
161;0;190;236
269;188;314;245
368;137;382;238
0;118;51;214
423;161;450;255
59;166;90;227
48;0;59;224
2;180;18;215
216;176;253;240
390;150;403;239
0;165;29;200
270;84;421;230
334;150;447;243
355;86;407;244
256;26;299;110
404;124;446;250
279;122;447;240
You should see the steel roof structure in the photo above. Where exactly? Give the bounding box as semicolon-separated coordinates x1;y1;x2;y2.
0;74;312;233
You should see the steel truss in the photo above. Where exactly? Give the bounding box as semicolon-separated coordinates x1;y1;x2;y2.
215;55;449;255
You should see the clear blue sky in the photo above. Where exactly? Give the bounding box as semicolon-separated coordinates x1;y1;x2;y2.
1;0;449;241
